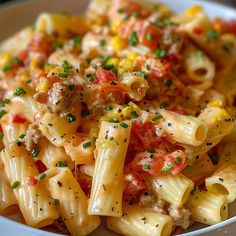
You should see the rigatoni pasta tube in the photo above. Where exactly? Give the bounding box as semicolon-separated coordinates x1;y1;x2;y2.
107;204;173;236
0;158;18;214
48;167;100;236
184;45;215;82
120;73;149;102
186;190;228;225
159;110;208;146
88;121;131;216
206;164;236;203
1;144;59;228
150;174;194;207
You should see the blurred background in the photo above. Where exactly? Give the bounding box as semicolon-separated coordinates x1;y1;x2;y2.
0;0;236;6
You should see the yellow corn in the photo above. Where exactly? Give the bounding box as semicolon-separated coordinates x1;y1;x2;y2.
110;19;125;35
29;57;40;70
37;78;50;92
208;100;222;108
110;36;128;51
158;5;172;17
213;109;230;122
44;63;55;73
107;57;120;70
222;33;235;42
127;52;139;61
118;58;134;73
0;52;12;69
186;5;202;17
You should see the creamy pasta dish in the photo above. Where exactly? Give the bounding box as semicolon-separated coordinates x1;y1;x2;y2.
0;0;236;235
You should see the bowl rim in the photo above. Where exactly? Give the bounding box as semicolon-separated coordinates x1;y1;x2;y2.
0;0;236;235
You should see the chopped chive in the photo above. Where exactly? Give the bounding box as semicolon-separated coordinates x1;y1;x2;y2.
102;55;111;67
152;114;162;122
2;98;10;105
129;31;138;46
83;141;91;149
138;70;148;79
87;76;95;82
146;33;152;41
131;111;138;119
11;181;20;189
148;148;156;154
81;109;90;117
196;51;204;57
52;198;60;205
117;8;124;13
3;64;13;73
68;84;74;91
19;134;26;139
0;110;7;119
13;57;20;65
13;87;26;97
0;133;3;141
58;161;67;167
154;49;166;59
175;156;182;163
99;39;106;48
72;35;82;47
62;60;70;73
146;64;151;70
120;122;129;128
92;136;97;142
208;30;218;39
66;113;76;123
31;149;40;158
165;79;173;88
104;105;113;111
162;163;175;174
38;172;46;180
26;79;32;84
53;41;63;49
58;73;68;78
143;163;150;170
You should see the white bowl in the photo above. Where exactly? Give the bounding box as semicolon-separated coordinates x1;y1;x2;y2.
0;0;236;235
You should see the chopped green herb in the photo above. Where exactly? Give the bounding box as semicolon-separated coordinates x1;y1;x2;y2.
102;55;111;67
81;109;90;117
99;39;106;48
103;64;116;72
0;110;7;119
68;84;75;91
66;113;76;123
143;163;150;170
154;49;166;59
87;76;96;82
3;64;13;73
58;161;67;167
3;99;10;104
123;104;129;108
146;33;152;41
11;181;20;189
148;148;156;154
92;136;97;142
53;41;63;49
120;122;129;128
196;51;204;57
152;114;162;122
38;172;46;180
72;35;82;47
83;141;91;149
129;31;138;46
175;156;182;163
162;163;175;174
165;79;173;88
0;133;3;141
208;30;218;39
58;73;68;78
208;151;219;165
62;60;70;74
19;134;26;139
155;18;175;26
138;70;148;79
52;198;60;205
26;79;32;84
146;64;151;70
13;57;20;65
133;12;140;18
13;87;26;97
131;111;138;119
104;105;113;111
117;8;124;13
31;149;40;158
110;118;119;123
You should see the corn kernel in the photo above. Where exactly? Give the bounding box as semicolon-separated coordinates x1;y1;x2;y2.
158;5;172;17
110;19;125;35
0;52;12;69
110;36;128;51
208;100;222;108
127;52;139;61
37;78;50;92
186;5;202;17
107;57;120;70
118;58;134;73
122;106;132;118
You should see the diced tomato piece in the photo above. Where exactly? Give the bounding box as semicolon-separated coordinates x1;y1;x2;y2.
12;114;27;123
193;27;203;35
18;49;29;63
35;160;47;173
28;36;53;56
123;1;150;19
96;68;116;83
123;173;146;197
130;149;186;177
225;20;236;35
139;24;161;50
171;105;189;115
27;176;38;186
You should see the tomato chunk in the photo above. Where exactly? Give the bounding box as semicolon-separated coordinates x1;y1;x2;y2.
27;176;38;186
35;160;47;173
12;114;27;123
96;68;116;83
